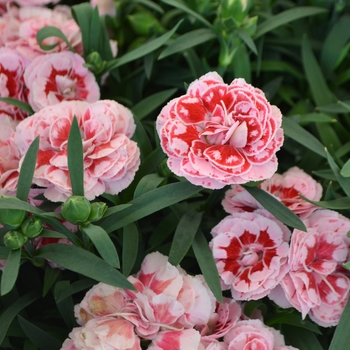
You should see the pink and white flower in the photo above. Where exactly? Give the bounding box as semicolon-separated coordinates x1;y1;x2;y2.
24;51;100;112
91;0;117;17
222;166;322;219
148;329;201;350
269;209;350;326
0;47;28;120
156;72;284;189
210;210;291;300
14;100;140;202
1;0;60;6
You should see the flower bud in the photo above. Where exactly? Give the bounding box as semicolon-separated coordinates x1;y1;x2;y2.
87;202;107;223
85;51;106;75
3;230;27;250
127;12;164;36
0;196;27;229
21;216;43;238
61;195;91;224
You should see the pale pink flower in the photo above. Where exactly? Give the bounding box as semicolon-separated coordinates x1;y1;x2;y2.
1;0;60;5
210;210;290;300
0;259;6;272
0;47;28;120
3;6;82;61
269;209;350;326
224;319;298;350
24;51;100;112
156;71;284;189
222;166;322;219
91;0;116;17
14;100;140;202
0;114;20;192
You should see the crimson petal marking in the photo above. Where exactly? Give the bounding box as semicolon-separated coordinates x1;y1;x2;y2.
204;145;245;169
263;248;278;269
49;117;71;149
238;230;257;246
168;121;199;157
311;260;337;275
220;236;243;261
256;229;277;249
214;156;252;176
234;114;262;146
191;140;210;159
201;85;235;113
318;274;350;306
175;95;208;124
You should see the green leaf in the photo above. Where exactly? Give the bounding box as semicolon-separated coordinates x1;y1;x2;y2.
255;7;326;39
18;316;61;350
159;28;216;59
298;113;336;125
122;223;139;276
55;279;95;303
90;6;101;55
300;195;350;210
237;28;257;55
42;265;61;297
105;20;183;70
67;116;84;196
103;204;132;218
301;35;334;106
282;117;326;158
0;97;34;115
168;209;202;266
329;298;350;350
283;326;324;350
134;174;164;198
326;149;350;197
16;137;39;202
192;230;222;302
80;224;120;268
341;158;350;177
1;249;21;296
36;26;75;52
40;229;67;240
243;186;307;231
132;117;153;158
36;243;134;290
0;246;10;259
71;3;93;56
253;61;303;79
53;281;75;329
100;182;202;233
132;88;177;120
317;99;350;113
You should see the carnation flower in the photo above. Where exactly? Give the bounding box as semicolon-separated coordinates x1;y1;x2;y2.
24;51;100;111
148;329;201;350
269;209;350;326
222;166;322;219
210;210;291;300
91;0;116;17
156;71;284;189
0;47;28;120
14;100;140;202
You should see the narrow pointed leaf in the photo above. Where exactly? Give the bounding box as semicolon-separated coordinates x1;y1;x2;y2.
122;223;139;276
36;243;135;290
0;97;34;115
42;266;61;297
56;279;95;303
105;20;183;70
282;117;326;158
159;28;216;59
1;249;21;296
36;26;75;52
134;174;164;198
244;186;307;231
326;149;350;198
68;116;84;196
132;117;153;158
329;298;350;350
81;224;120;268
0;291;39;345
169;209;202;266
300;195;350;210
341;158;350;177
100;182;202;233
16;137;39;202
283;326;324;350
255;7;326;39
237;28;257;55
192;230;222;302
18;316;61;350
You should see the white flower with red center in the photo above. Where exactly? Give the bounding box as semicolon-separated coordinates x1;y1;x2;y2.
269;209;350;326
14;100;140;202
156;71;284;189
210;210;290;300
24;51;100;112
0;47;28;120
222;167;322;219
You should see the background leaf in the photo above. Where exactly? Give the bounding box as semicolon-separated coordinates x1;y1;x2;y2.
122;223;139;276
1;249;21;296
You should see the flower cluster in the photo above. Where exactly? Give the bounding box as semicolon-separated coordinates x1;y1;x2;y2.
61;252;297;350
210;168;350;327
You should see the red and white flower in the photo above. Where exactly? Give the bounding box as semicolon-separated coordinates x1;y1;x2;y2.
148;329;201;350
14;100;140;202
24;51;100;112
222;166;322;219
269;209;350;326
156;72;284;189
210;210;291;300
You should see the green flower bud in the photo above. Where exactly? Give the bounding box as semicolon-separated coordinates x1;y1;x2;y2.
85;51;107;75
21;216;43;238
3;230;27;250
87;202;108;223
128;12;164;36
0;196;27;229
61;196;91;224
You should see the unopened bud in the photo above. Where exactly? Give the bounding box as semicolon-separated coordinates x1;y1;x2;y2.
3;230;27;250
21;216;43;238
61;195;91;224
0;196;27;229
87;202;107;223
